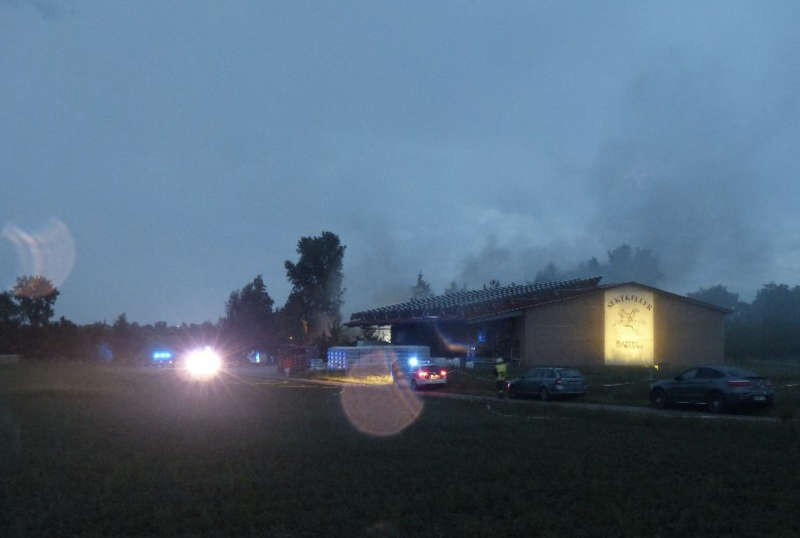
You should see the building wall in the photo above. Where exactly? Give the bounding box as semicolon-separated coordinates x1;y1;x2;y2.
654;292;725;367
521;286;726;368
522;294;604;367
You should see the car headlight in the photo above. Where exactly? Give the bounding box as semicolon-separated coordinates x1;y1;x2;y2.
185;346;222;379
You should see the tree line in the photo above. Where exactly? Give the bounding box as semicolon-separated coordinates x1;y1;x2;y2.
0;231;351;362
3;236;799;361
689;283;800;358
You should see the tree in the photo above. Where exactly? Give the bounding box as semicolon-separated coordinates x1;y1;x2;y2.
13;275;59;327
750;283;800;323
535;244;664;285
275;293;306;343
284;231;346;339
688;285;739;311
411;272;433;299
605;245;663;285
0;291;21;352
576;256;601;276
0;291;20;326
111;313;136;362
224;275;275;350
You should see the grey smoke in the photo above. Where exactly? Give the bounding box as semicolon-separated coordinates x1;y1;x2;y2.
3;1;799;324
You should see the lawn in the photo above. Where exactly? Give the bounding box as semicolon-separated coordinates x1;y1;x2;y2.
1;362;799;537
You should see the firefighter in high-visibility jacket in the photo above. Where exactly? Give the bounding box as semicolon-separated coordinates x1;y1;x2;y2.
494;357;508;398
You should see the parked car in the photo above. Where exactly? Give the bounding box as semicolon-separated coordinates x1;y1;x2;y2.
506;367;587;400
650;365;774;413
404;363;448;390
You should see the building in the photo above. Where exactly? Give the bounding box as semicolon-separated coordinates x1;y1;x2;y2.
347;277;729;368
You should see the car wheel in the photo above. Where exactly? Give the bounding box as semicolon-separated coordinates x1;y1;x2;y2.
651;388;667;409
707;391;725;413
538;387;549;401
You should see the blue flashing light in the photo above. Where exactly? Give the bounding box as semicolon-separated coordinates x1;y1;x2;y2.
153;351;173;360
408;356;418;367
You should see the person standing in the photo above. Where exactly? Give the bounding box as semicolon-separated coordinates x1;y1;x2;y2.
495;357;507;398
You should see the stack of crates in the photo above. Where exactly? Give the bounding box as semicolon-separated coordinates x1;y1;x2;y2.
326;345;430;372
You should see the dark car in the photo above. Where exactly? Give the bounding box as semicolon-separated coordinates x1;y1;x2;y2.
650;365;774;413
506;367;587;400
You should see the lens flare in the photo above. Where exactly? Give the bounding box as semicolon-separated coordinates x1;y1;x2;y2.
2;218;76;294
185;347;222;380
340;351;423;436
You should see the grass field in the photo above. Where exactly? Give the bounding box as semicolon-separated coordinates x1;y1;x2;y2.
2;362;800;537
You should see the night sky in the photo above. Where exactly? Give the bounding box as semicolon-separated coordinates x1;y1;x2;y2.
2;0;798;324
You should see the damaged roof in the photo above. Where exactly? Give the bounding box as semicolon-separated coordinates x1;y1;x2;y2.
347;276;603;326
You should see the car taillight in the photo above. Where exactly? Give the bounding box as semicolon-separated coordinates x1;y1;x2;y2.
440;370;447;377
554;378;562;385
727;379;751;387
418;371;428;378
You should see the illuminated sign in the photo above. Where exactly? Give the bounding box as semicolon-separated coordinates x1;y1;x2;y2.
604;286;654;365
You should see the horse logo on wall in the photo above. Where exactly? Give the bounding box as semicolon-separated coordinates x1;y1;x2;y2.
615;308;643;336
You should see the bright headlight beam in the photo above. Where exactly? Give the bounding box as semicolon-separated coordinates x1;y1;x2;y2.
185;346;221;379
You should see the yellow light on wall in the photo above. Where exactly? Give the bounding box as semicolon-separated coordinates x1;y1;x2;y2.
604;286;654;366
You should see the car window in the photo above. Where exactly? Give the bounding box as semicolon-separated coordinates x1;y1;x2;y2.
698;368;723;379
556;368;582;377
524;369;538;377
678;368;698;380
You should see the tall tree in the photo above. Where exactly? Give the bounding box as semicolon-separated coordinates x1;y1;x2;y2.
13;275;59;327
224;275;275;349
284;231;346;338
411;272;433;299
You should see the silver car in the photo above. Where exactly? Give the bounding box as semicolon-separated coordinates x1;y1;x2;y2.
650;365;774;413
506;367;587;400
